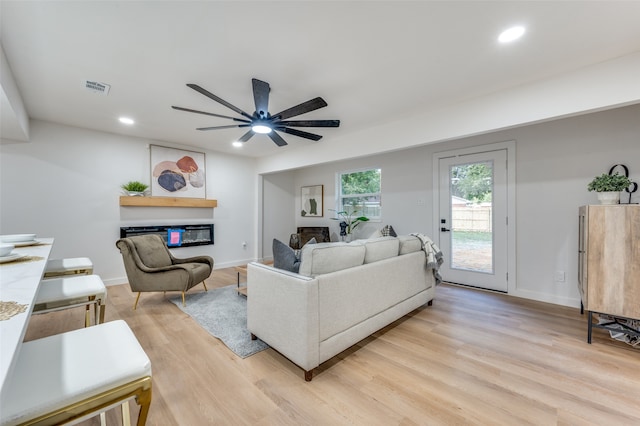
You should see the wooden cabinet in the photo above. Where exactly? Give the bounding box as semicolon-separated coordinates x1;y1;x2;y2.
578;205;640;341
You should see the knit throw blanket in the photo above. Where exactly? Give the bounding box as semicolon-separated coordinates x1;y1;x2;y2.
410;233;444;285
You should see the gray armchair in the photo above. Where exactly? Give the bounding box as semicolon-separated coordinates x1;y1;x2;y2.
116;234;213;309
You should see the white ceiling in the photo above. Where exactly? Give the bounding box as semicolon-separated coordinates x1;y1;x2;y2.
2;1;640;158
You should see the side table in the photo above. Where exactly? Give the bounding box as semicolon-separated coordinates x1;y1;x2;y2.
234;265;247;296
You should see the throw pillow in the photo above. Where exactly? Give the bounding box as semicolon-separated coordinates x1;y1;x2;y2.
273;238;300;273
381;225;397;237
272;237;317;273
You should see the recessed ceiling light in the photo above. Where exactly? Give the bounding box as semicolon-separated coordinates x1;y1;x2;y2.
498;26;525;43
232;141;243;148
118;117;135;125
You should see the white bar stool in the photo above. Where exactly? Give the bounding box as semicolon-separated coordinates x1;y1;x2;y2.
0;320;152;426
33;274;107;327
43;257;93;278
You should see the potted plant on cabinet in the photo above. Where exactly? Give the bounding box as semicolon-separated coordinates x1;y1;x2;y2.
587;172;631;205
121;181;149;197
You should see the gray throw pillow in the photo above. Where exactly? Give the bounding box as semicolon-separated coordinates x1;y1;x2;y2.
273;238;300;272
272;237;317;273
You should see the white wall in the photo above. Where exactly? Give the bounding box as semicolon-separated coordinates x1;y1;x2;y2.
261;104;640;307
0;120;257;284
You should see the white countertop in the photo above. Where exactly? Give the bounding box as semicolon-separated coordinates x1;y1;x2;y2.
0;238;53;393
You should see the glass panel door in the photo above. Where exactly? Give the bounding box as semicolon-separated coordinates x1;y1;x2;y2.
438;150;508;292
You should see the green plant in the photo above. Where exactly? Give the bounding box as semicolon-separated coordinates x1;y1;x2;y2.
329;209;369;234
587;173;631;192
121;181;149;192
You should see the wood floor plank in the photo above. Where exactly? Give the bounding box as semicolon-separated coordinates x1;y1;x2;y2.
22;273;640;425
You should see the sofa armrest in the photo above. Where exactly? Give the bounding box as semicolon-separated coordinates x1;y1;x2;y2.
247;262;320;372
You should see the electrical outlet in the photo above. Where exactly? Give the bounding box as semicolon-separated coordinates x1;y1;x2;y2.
416;199;426;206
554;271;566;282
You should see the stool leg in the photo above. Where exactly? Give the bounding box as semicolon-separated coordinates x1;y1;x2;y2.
100;411;107;426
121;401;131;426
100;303;106;324
133;292;141;310
136;386;152;426
85;296;95;328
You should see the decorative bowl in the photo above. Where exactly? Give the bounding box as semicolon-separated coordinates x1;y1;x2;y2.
0;243;15;257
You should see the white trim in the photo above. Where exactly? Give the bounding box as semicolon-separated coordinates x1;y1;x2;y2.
432;140;517;295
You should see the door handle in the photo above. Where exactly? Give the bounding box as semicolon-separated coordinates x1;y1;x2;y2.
441;227;450;232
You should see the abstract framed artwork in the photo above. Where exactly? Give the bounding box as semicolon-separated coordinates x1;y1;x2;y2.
301;185;323;217
150;145;206;199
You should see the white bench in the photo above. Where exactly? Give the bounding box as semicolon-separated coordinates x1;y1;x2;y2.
0;320;152;426
33;274;107;327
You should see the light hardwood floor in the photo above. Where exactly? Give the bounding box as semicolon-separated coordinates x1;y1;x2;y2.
24;268;640;425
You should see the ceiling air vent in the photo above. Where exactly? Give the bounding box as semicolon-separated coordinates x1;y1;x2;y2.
84;80;111;96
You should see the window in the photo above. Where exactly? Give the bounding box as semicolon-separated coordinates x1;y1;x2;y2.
337;168;381;220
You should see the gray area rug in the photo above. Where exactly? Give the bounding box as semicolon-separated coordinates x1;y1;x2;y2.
169;285;269;358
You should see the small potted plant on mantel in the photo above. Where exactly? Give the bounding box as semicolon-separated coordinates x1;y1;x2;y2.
587;172;631;205
121;181;149;197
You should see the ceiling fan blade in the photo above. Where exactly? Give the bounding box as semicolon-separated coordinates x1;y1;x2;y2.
187;84;253;120
252;79;270;119
196;124;251;131
272;97;328;120
172;106;251;123
276;119;340;128
268;131;288;147
238;130;255;143
276;127;323;141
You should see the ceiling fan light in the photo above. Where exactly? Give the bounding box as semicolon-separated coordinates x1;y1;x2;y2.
232;141;243;148
252;124;272;134
498;26;525;43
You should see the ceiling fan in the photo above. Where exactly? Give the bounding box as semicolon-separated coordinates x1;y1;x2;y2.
172;79;340;147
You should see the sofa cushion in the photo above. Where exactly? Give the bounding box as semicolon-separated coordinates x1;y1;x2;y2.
352;236;399;264
298;242;365;277
398;235;422;255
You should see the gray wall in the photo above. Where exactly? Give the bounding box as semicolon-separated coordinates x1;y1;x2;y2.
261;104;640;307
0;120;257;284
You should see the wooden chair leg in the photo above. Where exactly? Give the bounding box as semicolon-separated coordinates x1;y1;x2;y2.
304;370;313;382
182;292;186;307
133;292;141;310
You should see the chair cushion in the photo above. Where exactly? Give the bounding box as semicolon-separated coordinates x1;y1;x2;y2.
35;275;107;304
45;257;93;274
132;235;172;268
0;320;151;426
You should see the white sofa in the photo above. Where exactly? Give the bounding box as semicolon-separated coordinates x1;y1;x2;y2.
247;235;437;381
